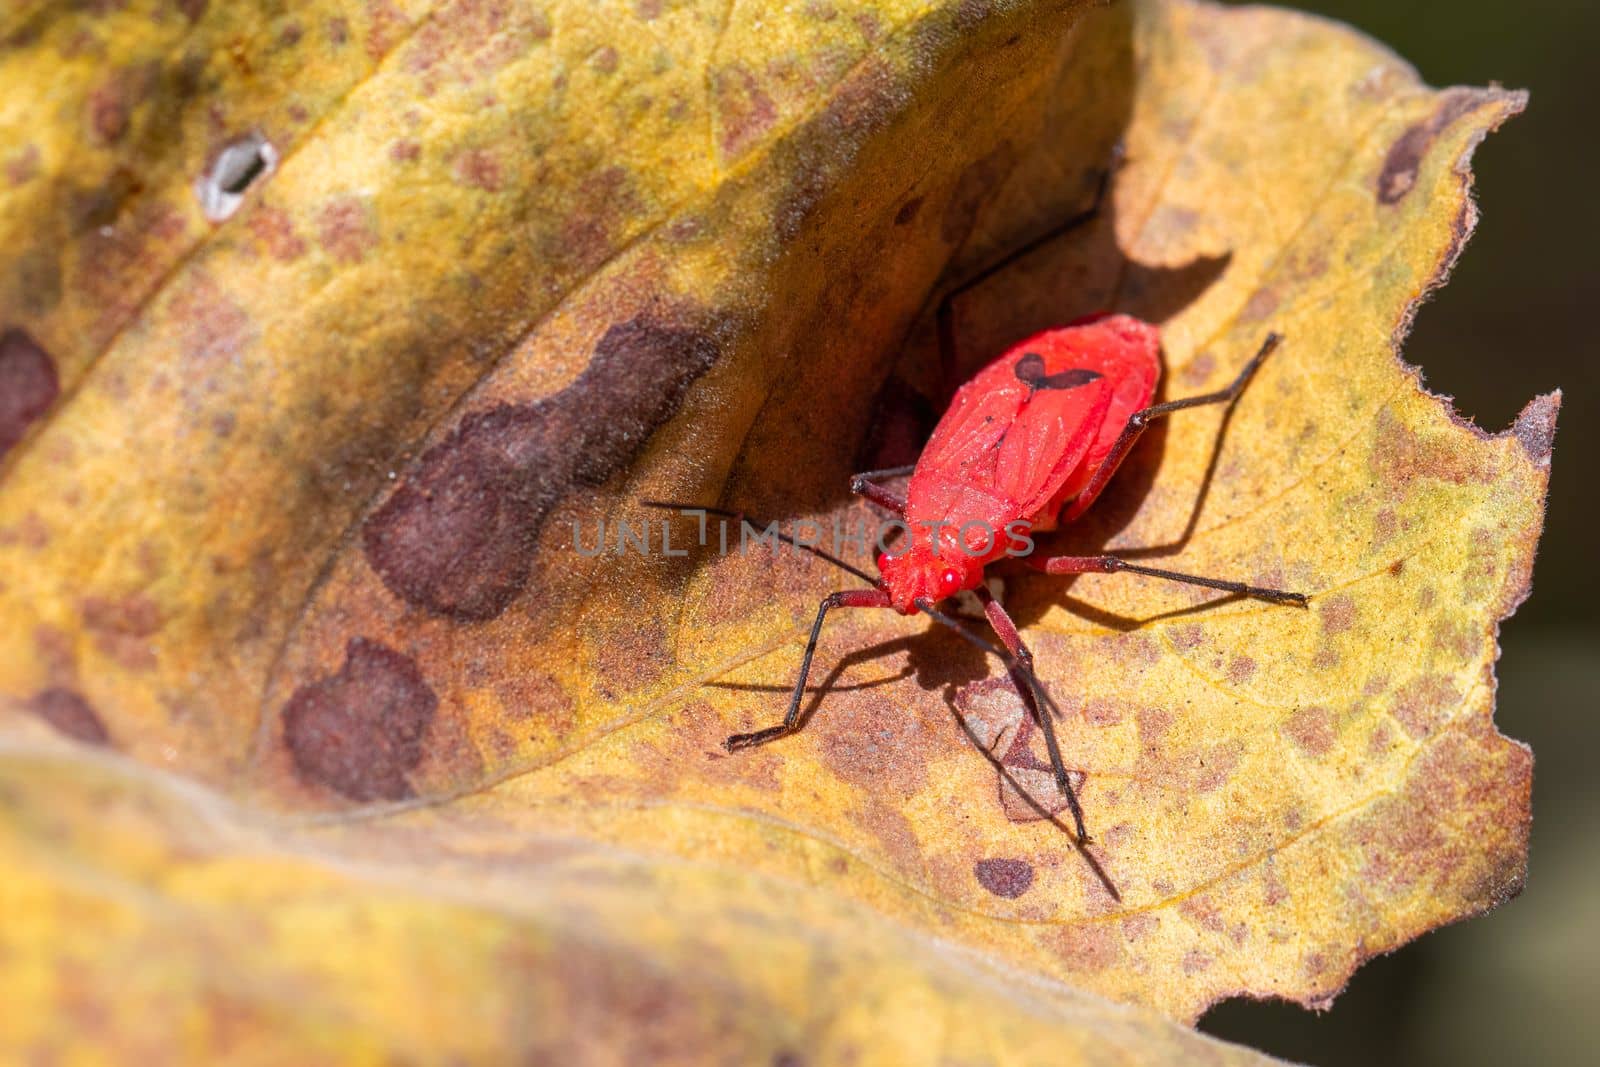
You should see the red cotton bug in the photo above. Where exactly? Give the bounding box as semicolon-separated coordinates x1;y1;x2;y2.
649;163;1307;845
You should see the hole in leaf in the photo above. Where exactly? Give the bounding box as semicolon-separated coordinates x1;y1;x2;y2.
196;133;277;222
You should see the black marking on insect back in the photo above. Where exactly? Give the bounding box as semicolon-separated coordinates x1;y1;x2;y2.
282;637;437;802
1013;353;1102;392
363;313;725;621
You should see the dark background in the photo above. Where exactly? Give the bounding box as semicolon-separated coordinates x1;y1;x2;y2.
1201;2;1597;1064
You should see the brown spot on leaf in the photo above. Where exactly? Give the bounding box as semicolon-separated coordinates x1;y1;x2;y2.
1045;924;1121;972
1178;894;1225;933
490;671;574;733
452;147;502;191
28;688;110;746
1189;739;1243;793
0;510;50;550
973;857;1033;898
168;273;253;364
70;165;143;232
247;205;308;262
1376;89;1484;205
316;195;378;264
1083;697;1127;727
1226;656;1256;685
364;313;725;620
1354;793;1451;896
1374;727;1532;908
821;685;935;797
1122;914;1158;940
88;82;131;144
1373;407;1493;487
1171;624;1204;650
1368;719;1397;759
594;614;673;698
855;797;923;871
1392;673;1461;739
1511;391;1559;464
956;0;995;29
715;65;777;161
1137;705;1173;744
1179;351;1217;388
0;328;59;459
364;0;410;61
80;595;163;637
1431;617;1479;661
5;144;40;186
1282;705;1334;758
1373;507;1397;546
32;625;73;676
820;58;902;139
1320;593;1355;635
554;166;634;272
282;637;438;802
1263;861;1289;906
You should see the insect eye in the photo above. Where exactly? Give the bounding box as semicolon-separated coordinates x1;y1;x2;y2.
938;568;962;594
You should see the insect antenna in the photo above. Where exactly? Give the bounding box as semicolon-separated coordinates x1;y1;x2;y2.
640;500;877;584
914;598;1090;844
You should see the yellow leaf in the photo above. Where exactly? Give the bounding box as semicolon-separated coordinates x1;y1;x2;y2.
0;740;1281;1063
0;0;1553;1056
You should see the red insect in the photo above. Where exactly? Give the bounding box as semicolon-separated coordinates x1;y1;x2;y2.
652;173;1305;843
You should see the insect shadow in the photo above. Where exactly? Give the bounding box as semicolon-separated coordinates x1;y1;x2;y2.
705;625;1125;900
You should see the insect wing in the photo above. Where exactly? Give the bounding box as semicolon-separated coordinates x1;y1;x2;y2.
994;369;1113;516
1051;316;1161;504
914;379;1017;482
910;315;1159;524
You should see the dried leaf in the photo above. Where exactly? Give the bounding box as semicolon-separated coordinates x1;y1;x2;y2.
0;0;1552;1056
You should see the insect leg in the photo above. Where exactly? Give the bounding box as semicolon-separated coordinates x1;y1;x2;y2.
849;464;914;514
1027;552;1306;605
937;154;1120;396
726;587;892;752
1061;332;1283;523
973;585;1090;843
